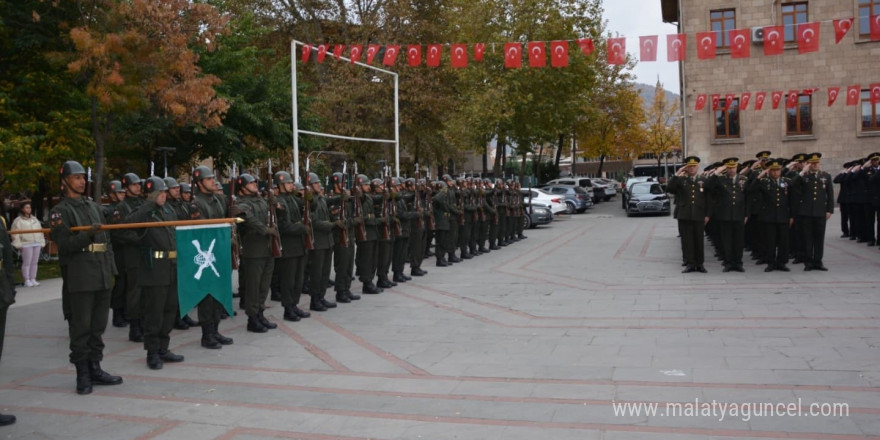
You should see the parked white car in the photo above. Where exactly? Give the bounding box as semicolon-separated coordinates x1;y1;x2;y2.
520;188;568;214
591;178;618;199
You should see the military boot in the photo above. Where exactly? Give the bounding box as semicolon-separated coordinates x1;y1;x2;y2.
283;307;301;322
0;414;15;426
74;361;92;395
247;315;268;333
147;351;163;370
213;323;234;345
173;315;190;330
182;315;199;327
128;319;144;343
88;361;123;386
112;308;128;328
200;324;221;349
257;310;277;329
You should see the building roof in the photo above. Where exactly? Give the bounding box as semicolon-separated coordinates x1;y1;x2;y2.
660;0;679;24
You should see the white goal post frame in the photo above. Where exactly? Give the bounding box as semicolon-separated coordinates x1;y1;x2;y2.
290;40;400;181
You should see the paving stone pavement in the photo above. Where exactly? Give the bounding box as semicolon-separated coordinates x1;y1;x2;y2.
1;200;879;439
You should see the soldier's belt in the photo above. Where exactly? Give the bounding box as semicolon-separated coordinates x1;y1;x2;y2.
84;243;108;253
153;250;177;259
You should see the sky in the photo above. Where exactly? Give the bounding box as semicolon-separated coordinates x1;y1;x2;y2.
602;0;681;93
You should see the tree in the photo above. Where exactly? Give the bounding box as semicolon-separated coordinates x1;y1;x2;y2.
643;79;681;177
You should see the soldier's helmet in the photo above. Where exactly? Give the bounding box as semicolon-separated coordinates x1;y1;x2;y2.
192;166;214;182
393;177;404;186
370;178;383;188
108;180;124;193
355;174;371;186
442;174;452;181
274;171;292;186
122;172;141;187
143;176;168;194
435;180;447;188
307;172;321;185
60;160;86;178
293;181;304;191
179;183;192;194
332;172;344;184
163;177;180;189
236;173;257;187
483;178;492;184
405;178;416;185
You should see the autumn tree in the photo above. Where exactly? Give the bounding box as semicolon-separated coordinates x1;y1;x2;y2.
642;79;682;176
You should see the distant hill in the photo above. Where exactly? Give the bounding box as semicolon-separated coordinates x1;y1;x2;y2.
633;82;680;112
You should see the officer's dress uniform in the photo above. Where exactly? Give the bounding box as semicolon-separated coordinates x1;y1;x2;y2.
706;172;747;271
668;174;710;272
355;189;381;293
856;164;878;245
235;192;277;328
308;191;336;309
748;172;793;271
104;197;128;327
834;168;853;238
277;191;309;318
791;168;834;270
113;194;145;340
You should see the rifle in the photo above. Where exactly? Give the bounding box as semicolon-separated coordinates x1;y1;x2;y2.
493;184;499;225
457;182;465;226
414;164;425;230
267;160;283;257
380;175;391;240
425;180;436;231
302;172;315;250
338;163;350;247
352;163;367;241
229;163;240;269
388;175;402;237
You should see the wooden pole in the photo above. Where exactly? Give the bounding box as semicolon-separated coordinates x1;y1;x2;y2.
8;217;243;235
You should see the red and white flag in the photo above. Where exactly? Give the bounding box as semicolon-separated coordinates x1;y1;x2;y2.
846;85;861;106
786;90;799;109
426;44;441;67
771;91;783;109
755;92;767;110
607;38;626;65
834;17;854;43
550;41;569;68
300;44;311;62
450;44;468;68
407;45;421;66
696;31;717;60
474;43;486;62
504;42;522;68
316;44;328;63
333;44;345;60
871;83;880;103
639;35;658;62
796;22;820;54
366;44;380;64
741;92;751;110
872;15;880;41
528;41;546;68
667;34;686;62
827;87;840;106
382;45;400;66
764;26;784;56
724;93;735;110
694;94;707;111
729;29;750;58
711;94;721;110
576;38;594;56
349;45;363;63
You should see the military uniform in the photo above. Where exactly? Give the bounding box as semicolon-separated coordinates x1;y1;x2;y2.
355;178;382;293
373;184;395;288
834;164;854;238
408;180;429;276
327;177;359;302
706;159;748;272
668;157;710;273
0;217;16;361
104;181;128;328
234;177;277;331
392;185;416;282
432;182;453;266
790;153;835;270
112;174;146;341
306;179;337;310
276;182;309;319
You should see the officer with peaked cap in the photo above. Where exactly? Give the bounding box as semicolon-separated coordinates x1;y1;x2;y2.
748;158;792;271
668;156;710;273
50;160;123;394
790;153;834;270
707;157;747;272
834;161;854;240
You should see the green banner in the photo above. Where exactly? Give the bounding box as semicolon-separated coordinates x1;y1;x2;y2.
175;224;234;317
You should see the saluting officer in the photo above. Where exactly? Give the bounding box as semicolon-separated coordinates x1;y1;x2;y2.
707;157;747;272
187;166;234;349
127;177;185;369
786;154;808;263
834;161;855;240
749;158;793;272
668;156;710;273
50;160;123;394
790;153;834;271
855;153;880;245
235;173;279;332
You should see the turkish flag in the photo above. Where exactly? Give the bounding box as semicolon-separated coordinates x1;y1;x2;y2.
827;87;840;106
724;93;735;110
694;94;707;111
846;85;860;106
741;92;751;110
771;91;783;109
474;43;486;62
871;83;880;103
667;34;686;62
550;41;569;68
366;44;380;64
834;18;854;43
729;29;750;58
755;92;767;110
696;31;717;60
316;45;328;63
406;45;421;66
711;94;721;110
382;45;400;66
796;22;820;54
333;45;345;60
764;26;784;56
528;41;546;68
872;15;880;41
786;90;799;109
450;44;468;68
504;42;522;68
576;38;594;56
349;45;363;63
426;44;441;67
639;35;658;61
300;44;311;63
607;38;626;65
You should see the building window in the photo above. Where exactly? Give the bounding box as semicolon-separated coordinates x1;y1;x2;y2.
786;95;813;135
782;2;808;42
710;9;736;49
859;0;880;39
715;98;740;139
863;90;880;132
